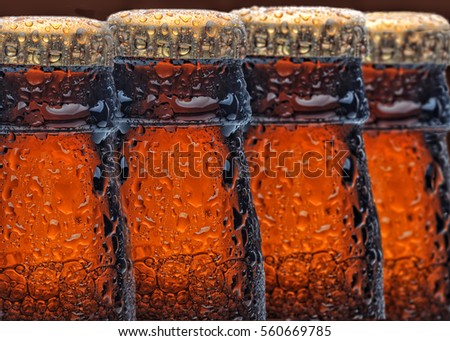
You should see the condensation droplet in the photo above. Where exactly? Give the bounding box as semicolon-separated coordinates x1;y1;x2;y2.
299;42;311;55
18;32;26;43
31;51;41;64
281;21;289;35
134;37;147;50
5;44;18;57
205;21;218;38
76;28;87;44
274;11;283;19
178;43;191;56
50;22;61;30
180;15;191;23
31;30;39;42
161;23;169;36
300;13;311;21
48;51;62;64
147;26;156;36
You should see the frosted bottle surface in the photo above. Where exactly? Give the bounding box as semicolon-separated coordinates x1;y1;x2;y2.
235;7;384;320
108;10;265;320
362;12;450;320
0;17;134;320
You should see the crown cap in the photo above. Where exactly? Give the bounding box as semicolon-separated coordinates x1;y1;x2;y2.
108;9;247;59
233;6;367;58
365;12;450;64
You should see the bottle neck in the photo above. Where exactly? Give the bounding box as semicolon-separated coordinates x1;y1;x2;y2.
362;64;450;131
242;57;368;125
0;65;115;129
113;58;251;129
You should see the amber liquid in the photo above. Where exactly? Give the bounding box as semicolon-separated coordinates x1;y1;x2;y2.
243;58;384;320
0;133;123;320
114;60;265;320
0;68;132;320
245;124;381;319
365;131;450;320
363;65;450;320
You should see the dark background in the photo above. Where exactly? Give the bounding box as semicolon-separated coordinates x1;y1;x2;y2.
0;0;449;20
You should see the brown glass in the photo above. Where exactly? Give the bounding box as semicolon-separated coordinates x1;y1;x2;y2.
0;66;133;320
363;64;450;320
243;57;384;320
113;58;265;320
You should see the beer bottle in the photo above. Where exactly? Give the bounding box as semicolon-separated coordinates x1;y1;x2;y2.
363;12;450;320
108;10;265;320
0;17;134;320
235;7;384;320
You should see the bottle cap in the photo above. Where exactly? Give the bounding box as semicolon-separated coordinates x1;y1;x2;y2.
108;9;246;59
233;6;367;58
0;16;113;67
365;12;450;64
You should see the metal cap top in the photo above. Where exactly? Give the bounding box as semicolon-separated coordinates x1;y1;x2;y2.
365;12;450;65
233;6;367;58
0;16;113;67
107;9;247;60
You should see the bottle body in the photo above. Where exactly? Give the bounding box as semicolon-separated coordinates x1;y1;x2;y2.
243;57;384;320
364;131;450;320
0;67;134;320
114;59;265;320
363;64;450;320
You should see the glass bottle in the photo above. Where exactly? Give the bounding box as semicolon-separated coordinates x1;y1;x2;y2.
0;17;134;320
108;9;265;320
235;6;384;320
363;12;450;320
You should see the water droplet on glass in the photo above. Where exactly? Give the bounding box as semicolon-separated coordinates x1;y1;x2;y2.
48;51;62;64
5;44;17;57
178;43;191;56
134;37;147;50
205;21;218;38
31;30;39;42
161;23;169;36
76;28;87;44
